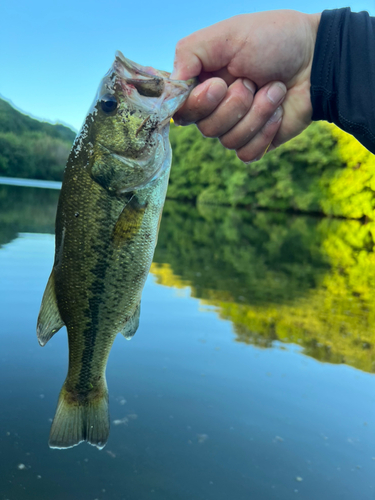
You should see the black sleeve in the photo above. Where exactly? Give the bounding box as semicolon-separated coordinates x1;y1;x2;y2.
311;8;375;153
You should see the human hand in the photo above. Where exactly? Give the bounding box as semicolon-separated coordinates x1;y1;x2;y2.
171;10;321;162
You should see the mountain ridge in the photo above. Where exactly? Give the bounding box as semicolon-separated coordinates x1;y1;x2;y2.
0;97;75;181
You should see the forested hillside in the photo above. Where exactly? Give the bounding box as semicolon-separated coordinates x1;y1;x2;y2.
169;122;375;219
2;96;375;219
0;98;75;181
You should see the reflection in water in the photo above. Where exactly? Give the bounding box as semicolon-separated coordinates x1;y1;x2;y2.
1;184;375;372
154;202;329;304
1;183;374;499
153;202;375;373
0;185;58;245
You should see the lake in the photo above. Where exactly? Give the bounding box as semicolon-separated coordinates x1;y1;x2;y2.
0;181;374;500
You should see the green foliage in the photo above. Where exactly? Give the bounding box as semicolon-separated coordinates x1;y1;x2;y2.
319;125;375;219
0;98;75;180
170;121;375;219
168;124;236;202
0;99;76;140
169;121;343;211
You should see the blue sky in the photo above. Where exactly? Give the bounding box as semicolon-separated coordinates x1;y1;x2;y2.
1;0;374;131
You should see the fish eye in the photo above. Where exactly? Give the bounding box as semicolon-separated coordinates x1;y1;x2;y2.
100;94;118;113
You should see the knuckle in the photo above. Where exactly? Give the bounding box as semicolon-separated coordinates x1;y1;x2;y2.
261;118;281;141
198;122;218;138
234;91;252;114
230;97;250;120
175;37;188;53
252;96;280;125
251;103;269;122
227;87;252;116
260;124;276;141
219;134;237;150
236;149;253;163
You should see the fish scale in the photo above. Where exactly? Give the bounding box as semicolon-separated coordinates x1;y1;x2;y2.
36;51;196;449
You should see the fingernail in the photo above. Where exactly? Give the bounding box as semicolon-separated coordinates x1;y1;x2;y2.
243;78;256;94
207;81;226;104
267;82;286;104
267;106;283;124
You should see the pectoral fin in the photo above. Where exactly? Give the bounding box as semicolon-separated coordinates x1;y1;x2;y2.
120;302;141;340
112;195;147;248
37;270;64;346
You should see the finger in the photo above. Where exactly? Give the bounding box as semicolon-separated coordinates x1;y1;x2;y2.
203;67;238;87
197;78;256;138
270;88;313;148
173;78;227;126
171;21;239;80
219;82;286;150
235;106;283;163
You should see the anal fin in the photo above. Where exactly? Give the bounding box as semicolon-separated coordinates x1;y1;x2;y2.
121;302;141;340
37;270;64;346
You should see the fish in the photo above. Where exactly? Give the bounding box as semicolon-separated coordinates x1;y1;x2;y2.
36;51;196;450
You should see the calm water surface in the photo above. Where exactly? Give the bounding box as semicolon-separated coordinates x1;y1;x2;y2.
0;183;374;500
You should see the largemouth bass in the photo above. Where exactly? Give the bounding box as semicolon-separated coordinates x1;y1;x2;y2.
36;51;195;450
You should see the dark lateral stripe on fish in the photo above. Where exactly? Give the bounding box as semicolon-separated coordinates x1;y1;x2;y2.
77;198;113;391
77;281;107;390
76;195;145;390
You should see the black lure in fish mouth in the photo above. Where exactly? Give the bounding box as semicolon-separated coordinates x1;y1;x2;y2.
112;51;197;125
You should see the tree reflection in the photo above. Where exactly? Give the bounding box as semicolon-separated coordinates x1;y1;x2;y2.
0;185;58;246
1;185;374;373
153;202;375;373
154;202;329;304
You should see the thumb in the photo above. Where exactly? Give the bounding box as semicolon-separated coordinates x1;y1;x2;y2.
170;38;203;80
170;21;235;80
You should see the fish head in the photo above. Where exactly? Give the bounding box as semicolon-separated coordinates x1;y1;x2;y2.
85;51;196;193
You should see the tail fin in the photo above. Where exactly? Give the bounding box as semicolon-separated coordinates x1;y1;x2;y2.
49;384;109;450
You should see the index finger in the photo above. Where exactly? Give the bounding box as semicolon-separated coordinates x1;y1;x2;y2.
173;78;227;125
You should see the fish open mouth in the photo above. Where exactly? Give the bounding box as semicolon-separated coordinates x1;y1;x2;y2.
86;52;197;193
113;51;196;121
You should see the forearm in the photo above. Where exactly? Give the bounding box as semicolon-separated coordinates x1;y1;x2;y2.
311;8;375;152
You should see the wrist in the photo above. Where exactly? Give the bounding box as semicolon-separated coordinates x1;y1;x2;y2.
308;12;322;38
304;13;322;120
